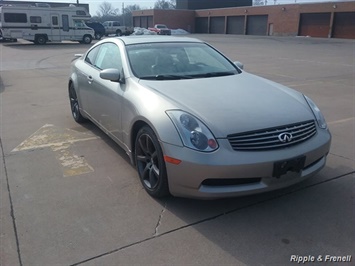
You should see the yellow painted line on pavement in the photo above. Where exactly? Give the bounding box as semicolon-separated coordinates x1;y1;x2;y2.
12;124;99;177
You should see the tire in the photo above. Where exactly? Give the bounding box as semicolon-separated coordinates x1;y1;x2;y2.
135;126;169;198
35;35;47;45
94;32;102;40
69;83;86;123
82;35;92;44
116;30;122;36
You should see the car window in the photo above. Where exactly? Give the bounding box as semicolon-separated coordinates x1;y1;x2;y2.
85;45;100;65
94;43;122;70
74;20;86;28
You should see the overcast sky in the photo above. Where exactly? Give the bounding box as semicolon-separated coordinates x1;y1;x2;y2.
26;0;333;17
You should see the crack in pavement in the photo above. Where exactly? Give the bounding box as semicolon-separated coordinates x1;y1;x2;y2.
69;170;355;266
329;152;355;162
0;137;23;266
154;202;167;236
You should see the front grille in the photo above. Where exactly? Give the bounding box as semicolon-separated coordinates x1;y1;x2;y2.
227;120;317;151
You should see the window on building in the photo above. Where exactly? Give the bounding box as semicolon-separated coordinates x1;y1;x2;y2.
4;13;27;23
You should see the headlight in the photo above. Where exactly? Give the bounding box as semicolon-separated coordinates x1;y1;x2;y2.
304;95;327;129
166;110;218;152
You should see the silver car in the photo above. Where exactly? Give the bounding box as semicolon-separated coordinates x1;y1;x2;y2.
68;36;331;199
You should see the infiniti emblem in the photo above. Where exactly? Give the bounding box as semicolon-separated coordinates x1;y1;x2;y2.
278;132;293;143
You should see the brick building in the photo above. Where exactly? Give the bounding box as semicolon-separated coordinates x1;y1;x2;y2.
176;0;252;10
132;1;355;39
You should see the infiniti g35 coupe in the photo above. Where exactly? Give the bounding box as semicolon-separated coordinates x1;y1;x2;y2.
68;36;331;199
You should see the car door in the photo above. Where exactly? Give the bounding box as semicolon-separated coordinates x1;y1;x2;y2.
76;44;101;116
87;42;124;142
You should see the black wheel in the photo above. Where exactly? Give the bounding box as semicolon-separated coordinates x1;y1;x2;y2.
116;30;122;36
135;126;169;198
94;32;102;40
82;35;92;44
69;83;86;123
35;35;46;45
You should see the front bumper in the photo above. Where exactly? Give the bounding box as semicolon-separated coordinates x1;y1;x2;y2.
161;129;331;199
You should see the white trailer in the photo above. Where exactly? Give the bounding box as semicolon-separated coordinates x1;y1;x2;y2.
0;4;94;44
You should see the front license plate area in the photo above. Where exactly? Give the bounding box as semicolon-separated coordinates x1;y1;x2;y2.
273;156;306;178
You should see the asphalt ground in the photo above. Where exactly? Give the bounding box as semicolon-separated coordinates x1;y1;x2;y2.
0;35;354;266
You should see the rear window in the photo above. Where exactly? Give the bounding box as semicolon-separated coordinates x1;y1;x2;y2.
4;13;27;23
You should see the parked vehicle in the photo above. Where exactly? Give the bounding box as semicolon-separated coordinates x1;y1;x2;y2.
85;21;105;40
68;36;331;199
102;21;134;36
148;24;171;35
0;4;94;44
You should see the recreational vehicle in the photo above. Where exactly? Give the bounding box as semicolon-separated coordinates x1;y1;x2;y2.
0;4;94;44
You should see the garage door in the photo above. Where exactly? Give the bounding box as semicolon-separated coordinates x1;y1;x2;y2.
246;15;268;35
210;17;225;34
133;17;140;27
140;16;148;28
195;17;208;33
227;16;245;35
332;12;355;39
299;13;330;38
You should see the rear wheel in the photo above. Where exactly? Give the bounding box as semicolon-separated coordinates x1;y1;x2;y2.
35;35;47;45
69;83;86;123
116;30;122;36
135;126;169;198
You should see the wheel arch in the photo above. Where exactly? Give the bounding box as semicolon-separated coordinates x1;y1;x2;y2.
130;120;152;166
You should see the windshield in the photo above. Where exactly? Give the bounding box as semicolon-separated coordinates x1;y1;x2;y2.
126;42;239;80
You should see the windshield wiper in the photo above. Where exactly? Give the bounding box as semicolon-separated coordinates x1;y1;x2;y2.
140;74;194;80
192;71;236;78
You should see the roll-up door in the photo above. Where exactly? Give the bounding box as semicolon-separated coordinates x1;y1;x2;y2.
227;16;245;35
332;12;355;39
140;16;148;28
195;17;208;33
133;17;140;27
246;15;268;35
148;16;153;28
299;13;330;38
210;17;225;34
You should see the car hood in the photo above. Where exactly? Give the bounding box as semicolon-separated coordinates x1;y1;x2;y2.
138;72;314;138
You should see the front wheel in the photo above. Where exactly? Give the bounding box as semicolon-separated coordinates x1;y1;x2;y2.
135;126;169;198
81;35;92;44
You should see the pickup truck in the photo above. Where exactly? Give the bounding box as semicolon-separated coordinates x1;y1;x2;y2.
148;24;171;35
102;21;134;36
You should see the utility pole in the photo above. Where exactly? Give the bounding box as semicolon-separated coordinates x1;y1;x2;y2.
122;2;125;25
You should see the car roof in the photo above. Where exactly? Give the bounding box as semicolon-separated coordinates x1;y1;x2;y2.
115;35;204;46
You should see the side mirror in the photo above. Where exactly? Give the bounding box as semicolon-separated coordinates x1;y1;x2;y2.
100;68;125;84
233;61;244;70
